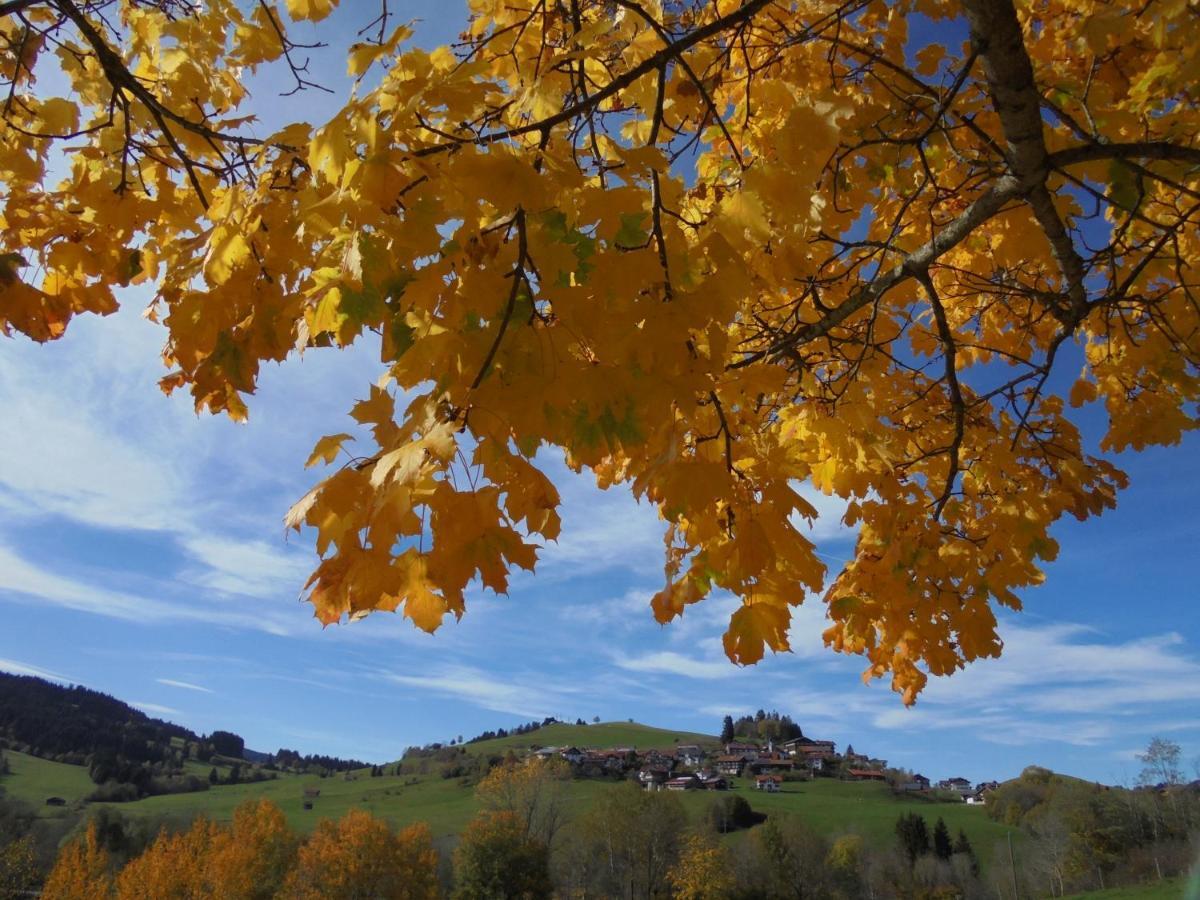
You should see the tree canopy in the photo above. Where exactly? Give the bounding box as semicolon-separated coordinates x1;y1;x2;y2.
2;0;1197;701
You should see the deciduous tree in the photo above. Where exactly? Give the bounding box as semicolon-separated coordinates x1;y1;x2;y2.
667;832;735;900
42;822;113;900
282;809;439;900
3;0;1198;698
453;810;551;900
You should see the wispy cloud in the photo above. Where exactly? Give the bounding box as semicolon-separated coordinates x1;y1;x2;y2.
0;657;71;682
180;535;311;599
0;543;305;636
375;664;579;720
131;701;182;717
157;678;215;694
615;651;734;680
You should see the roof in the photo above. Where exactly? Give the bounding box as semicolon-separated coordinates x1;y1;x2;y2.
847;769;885;778
755;774;783;782
715;754;748;763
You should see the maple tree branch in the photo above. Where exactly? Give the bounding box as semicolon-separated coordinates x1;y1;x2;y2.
916;272;965;521
471;209;529;390
0;0;41;15
735;173;1026;367
413;0;773;156
1049;141;1200;169
962;0;1090;320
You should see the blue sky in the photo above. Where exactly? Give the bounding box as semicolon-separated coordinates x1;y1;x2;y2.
1;2;1197;787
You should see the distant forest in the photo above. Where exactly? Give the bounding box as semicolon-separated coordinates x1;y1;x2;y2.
0;674;365;801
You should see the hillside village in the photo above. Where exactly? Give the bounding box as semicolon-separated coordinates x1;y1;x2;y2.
523;730;1000;804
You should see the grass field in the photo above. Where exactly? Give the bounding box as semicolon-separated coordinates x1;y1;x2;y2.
458;721;719;757
1064;875;1192;899
0;750;95;815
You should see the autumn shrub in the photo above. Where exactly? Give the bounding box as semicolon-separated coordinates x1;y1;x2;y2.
282;808;439;900
41;822;113;900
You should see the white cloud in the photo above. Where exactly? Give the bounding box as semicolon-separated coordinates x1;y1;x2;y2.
0;657;71;682
131;701;181;717
376;665;579;719
180;535;311;599
0;543;304;636
615;651;734;680
157;678;215;694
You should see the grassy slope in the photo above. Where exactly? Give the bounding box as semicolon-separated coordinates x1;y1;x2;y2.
1063;876;1191;899
0;750;96;815
458;721;719;757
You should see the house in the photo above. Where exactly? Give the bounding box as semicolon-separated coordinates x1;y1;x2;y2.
701;776;729;791
975;780;1000;793
666;775;699;791
749;758;794;776
965;793;987;805
303;787;321;798
715;754;750;776
676;745;705;767
638;767;670;787
755;775;782;793
847;768;886;781
560;747;586;764
725;741;760;759
782;737;836;757
938;777;973;792
901;774;930;791
534;747;560;760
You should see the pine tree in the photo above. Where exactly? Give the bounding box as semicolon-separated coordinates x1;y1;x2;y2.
895;813;930;867
209;767;219;785
953;828;979;876
720;716;735;744
933;817;952;860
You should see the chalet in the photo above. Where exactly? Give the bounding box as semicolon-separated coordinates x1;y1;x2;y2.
902;774;930;791
965;793;987;805
975;780;1000;793
755;775;782;793
676;745;705;766
782;737;836;757
725;741;760;759
638;767;670;787
938;777;973;792
700;776;729;791
560;747;586;764
715;754;750;776
640;749;677;768
749;758;794;776
666;775;699;791
847;768;886;782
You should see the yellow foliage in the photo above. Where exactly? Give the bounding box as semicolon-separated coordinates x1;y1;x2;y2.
42;822;113;900
667;832;736;900
4;0;1199;700
281;808;440;900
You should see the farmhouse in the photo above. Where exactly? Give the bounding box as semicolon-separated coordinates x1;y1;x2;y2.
724;741;761;759
847;768;886;782
902;774;931;791
666;775;699;791
938;777;973;792
715;754;750;776
755;775;782;792
676;745;705;766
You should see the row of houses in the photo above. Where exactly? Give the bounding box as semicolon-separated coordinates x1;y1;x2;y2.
529;737;996;804
897;774;999;803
